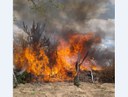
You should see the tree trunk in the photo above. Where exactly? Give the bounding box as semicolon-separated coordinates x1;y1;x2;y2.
74;62;80;87
13;72;18;88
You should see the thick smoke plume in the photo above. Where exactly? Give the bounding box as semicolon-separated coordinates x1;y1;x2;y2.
14;0;115;66
14;0;109;30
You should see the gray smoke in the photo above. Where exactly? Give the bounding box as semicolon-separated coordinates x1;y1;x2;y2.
14;0;111;29
14;0;115;66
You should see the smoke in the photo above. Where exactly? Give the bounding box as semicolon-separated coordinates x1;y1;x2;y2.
86;19;114;40
14;0;109;29
14;0;115;66
109;0;115;5
89;44;114;66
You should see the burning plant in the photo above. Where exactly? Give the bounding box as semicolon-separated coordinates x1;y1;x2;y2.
14;21;102;84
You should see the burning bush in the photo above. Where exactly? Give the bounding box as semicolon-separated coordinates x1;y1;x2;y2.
13;22;114;84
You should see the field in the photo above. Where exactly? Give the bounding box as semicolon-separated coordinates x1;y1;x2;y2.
14;82;114;97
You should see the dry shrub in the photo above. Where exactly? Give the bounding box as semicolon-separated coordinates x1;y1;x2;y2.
98;64;115;83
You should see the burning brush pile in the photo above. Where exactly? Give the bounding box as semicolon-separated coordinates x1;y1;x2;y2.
13;22;113;86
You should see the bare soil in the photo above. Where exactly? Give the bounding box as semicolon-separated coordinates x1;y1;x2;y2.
13;82;114;97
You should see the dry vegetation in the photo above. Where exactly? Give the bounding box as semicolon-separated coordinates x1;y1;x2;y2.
98;64;115;83
14;65;115;97
14;82;114;97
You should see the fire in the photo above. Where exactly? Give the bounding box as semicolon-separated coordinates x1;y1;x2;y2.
14;32;102;82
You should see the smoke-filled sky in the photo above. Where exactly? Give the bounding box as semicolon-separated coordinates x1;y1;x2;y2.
14;0;115;66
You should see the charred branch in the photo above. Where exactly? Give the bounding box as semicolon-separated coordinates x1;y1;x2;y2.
23;21;49;49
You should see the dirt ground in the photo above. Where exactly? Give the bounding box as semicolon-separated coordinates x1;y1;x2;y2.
13;82;114;97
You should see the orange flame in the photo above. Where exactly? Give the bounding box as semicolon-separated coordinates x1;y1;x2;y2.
14;32;102;82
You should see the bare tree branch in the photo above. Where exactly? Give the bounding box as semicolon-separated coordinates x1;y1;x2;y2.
79;51;89;66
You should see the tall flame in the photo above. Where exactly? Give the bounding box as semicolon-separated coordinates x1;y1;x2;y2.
14;32;102;82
